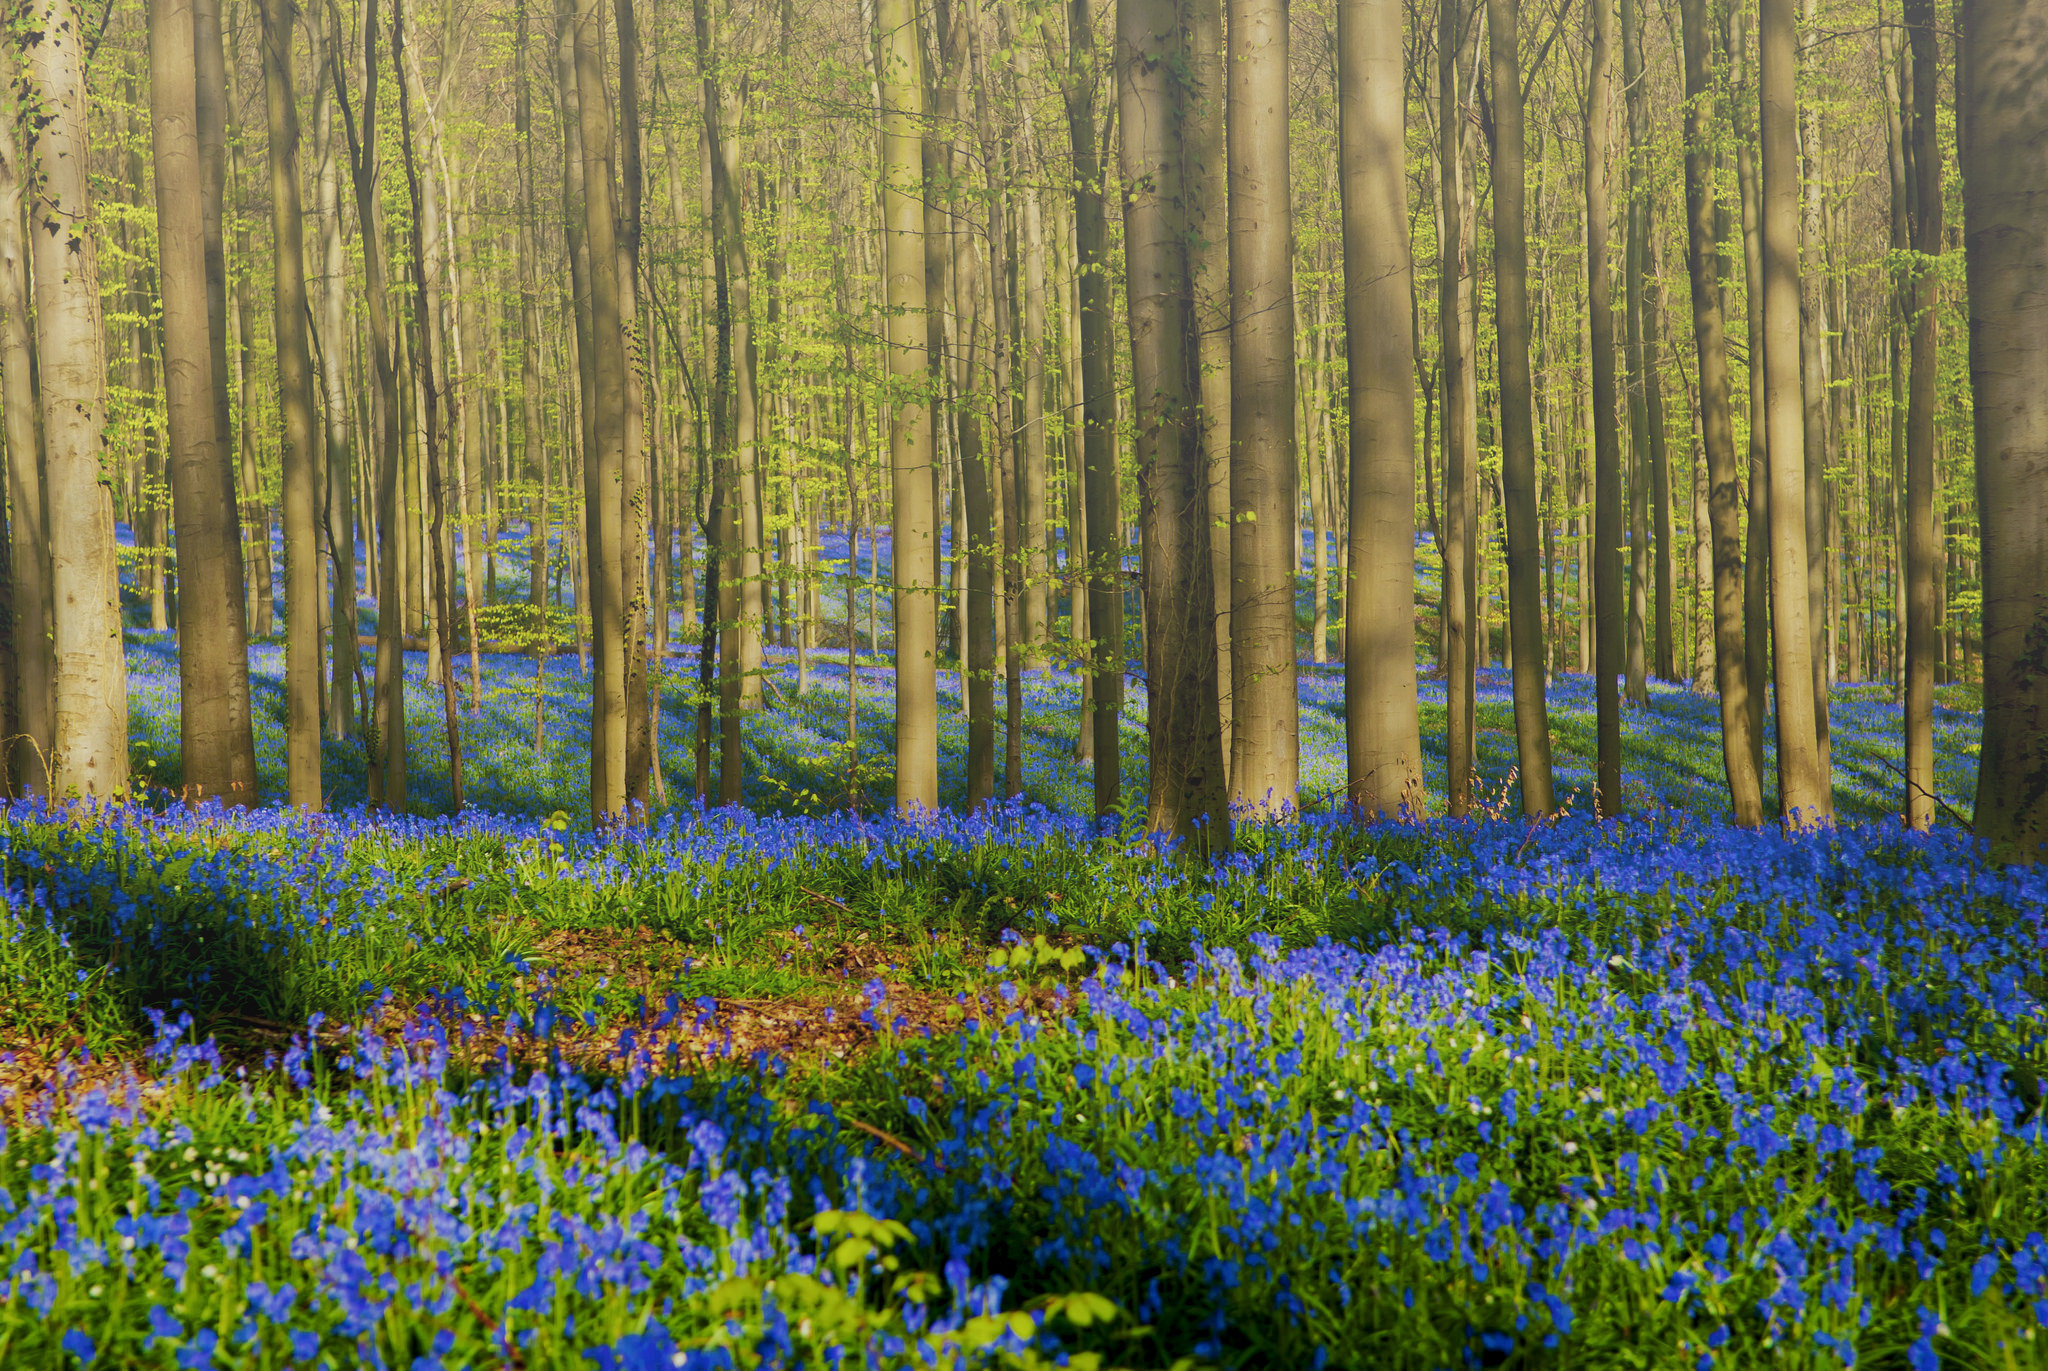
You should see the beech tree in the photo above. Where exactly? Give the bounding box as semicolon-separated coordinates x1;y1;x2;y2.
1227;0;1298;817
1339;0;1422;819
21;0;128;799
1119;0;1227;845
1963;0;2048;860
260;0;323;808
0;96;50;796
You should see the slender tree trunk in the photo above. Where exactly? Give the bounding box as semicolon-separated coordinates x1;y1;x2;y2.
1620;0;1651;702
1732;11;1771;788
225;73;274;644
1679;0;1763;824
1225;0;1298;817
1797;0;1831;773
1758;0;1830;824
564;0;627;819
951;49;996;807
1586;0;1623;815
1962;0;2048;858
1487;0;1555;815
1903;0;1941;830
337;0;406;809
1879;13;1907;702
1338;0;1422;818
969;19;1026;799
0;107;50;795
261;0;324;808
164;0;260;803
311;13;358;740
20;0;128;798
1440;0;1480;814
518;0;548;617
195;0;247;648
395;0;463;814
1118;0;1227;845
616;0;652;807
878;0;940;811
1182;0;1231;767
1060;0;1121;814
1018;108;1052;670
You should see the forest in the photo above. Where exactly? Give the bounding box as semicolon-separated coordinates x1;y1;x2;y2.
0;0;2042;1364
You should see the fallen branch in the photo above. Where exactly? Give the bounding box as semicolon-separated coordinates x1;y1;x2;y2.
843;1116;942;1170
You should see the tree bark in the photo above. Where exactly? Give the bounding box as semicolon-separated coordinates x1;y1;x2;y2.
567;0;628;820
1181;0;1231;767
0;105;50;795
1585;0;1623;815
516;0;548;618
261;0;324;809
1732;8;1771;788
1056;0;1122;815
950;21;996;807
879;0;941;812
1119;0;1228;846
395;0;464;814
154;0;259;806
1679;0;1764;825
1962;0;2048;860
310;11;358;741
1339;0;1422;819
1487;0;1555;816
1758;0;1831;824
1620;0;1654;701
333;0;407;809
1225;0;1298;818
20;0;129;799
1440;0;1480;814
1798;0;1831;773
1016;81;1052;671
1902;0;1941;830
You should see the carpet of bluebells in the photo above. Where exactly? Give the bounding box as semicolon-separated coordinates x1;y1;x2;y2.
0;533;2036;1369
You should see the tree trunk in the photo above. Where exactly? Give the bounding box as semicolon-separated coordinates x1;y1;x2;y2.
21;0;129;799
1585;0;1624;815
878;0;940;812
337;0;407;809
261;0;324;808
1487;0;1555;816
516;0;548;618
1184;0;1231;766
311;12;358;740
1620;0;1651;703
1338;0;1423;818
1758;0;1830;824
1903;0;1942;829
1017;105;1052;671
1440;0;1480;814
1118;0;1228;845
565;0;627;819
951;48;996;807
0;105;51;795
153;0;260;807
1798;0;1831;773
395;0;463;814
1223;0;1298;818
1962;0;2048;857
969;19;1025;799
1060;0;1121;815
225;77;274;645
1679;0;1763;825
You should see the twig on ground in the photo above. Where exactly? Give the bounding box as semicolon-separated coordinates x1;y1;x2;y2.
844;1116;943;1170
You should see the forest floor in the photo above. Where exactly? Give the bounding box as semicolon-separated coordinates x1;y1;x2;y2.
0;596;2035;1369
